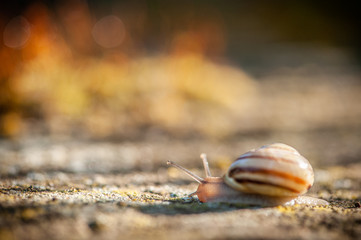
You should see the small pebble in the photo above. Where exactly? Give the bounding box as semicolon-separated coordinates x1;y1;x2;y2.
181;196;193;203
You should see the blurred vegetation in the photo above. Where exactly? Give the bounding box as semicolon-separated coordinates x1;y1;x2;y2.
0;1;360;139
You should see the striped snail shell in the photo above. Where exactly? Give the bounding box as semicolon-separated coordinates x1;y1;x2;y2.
225;143;314;197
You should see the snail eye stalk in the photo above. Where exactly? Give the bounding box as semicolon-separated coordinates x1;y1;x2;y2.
167;160;204;183
200;153;212;177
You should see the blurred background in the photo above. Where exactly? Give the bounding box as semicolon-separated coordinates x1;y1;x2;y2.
0;0;361;172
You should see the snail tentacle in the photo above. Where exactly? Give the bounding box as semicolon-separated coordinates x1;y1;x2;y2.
167;160;204;183
200;153;212;177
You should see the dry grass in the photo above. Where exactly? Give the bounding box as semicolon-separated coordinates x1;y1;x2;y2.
11;52;256;138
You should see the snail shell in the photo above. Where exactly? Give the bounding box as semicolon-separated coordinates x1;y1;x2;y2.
225;143;314;197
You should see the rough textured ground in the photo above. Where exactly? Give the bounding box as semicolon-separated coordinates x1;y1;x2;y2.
0;134;361;240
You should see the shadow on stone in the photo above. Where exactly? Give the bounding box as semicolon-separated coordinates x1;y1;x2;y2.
134;202;260;215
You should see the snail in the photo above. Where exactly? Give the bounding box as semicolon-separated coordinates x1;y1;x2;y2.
167;143;329;206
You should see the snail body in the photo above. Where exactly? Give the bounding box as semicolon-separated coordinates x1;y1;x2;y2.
167;143;328;206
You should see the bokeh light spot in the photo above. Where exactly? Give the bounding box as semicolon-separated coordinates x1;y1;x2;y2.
3;16;32;49
91;15;126;48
